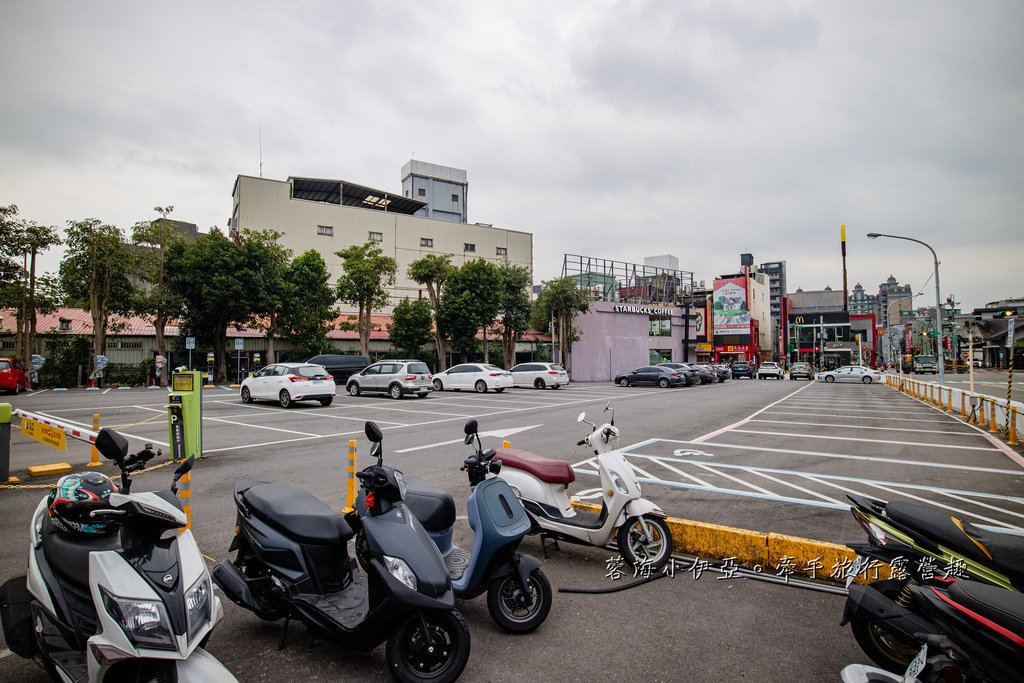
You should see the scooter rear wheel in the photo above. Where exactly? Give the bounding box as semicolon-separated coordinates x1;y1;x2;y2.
850;580;921;673
386;609;470;683
617;515;673;572
486;568;552;634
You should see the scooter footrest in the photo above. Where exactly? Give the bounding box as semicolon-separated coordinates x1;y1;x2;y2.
443;547;472;582
294;570;369;630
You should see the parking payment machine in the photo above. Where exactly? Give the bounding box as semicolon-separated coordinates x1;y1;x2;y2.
168;370;203;461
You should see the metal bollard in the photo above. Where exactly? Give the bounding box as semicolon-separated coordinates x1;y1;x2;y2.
88;413;102;467
503;440;511;449
1010;407;1019;446
343;439;357;513
177;469;192;532
945;387;953;413
990;399;999;433
960;392;966;419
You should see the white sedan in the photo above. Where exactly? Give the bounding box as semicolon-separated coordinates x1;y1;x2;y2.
815;365;884;384
432;363;513;393
240;362;336;407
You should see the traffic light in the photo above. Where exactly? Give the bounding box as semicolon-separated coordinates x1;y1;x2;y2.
993;310;1016;318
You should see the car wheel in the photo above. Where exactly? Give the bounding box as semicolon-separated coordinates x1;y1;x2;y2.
319;397;333;407
494;388;505;393
433;379;444;391
862;376;873;384
534;377;546;390
347;382;361;397
389;384;403;400
241;387;252;403
416;392;428;398
474;380;487;393
279;390;292;408
825;375;835;383
619;378;630;387
658;378;670;388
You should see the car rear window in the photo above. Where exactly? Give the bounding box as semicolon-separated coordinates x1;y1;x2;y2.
551;364;565;372
296;365;329;378
0;360;9;370
407;363;430;374
483;364;505;372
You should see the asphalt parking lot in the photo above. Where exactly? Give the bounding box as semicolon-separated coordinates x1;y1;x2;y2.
2;377;1021;681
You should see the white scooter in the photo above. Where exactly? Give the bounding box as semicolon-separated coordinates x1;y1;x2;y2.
0;427;236;682
494;403;674;570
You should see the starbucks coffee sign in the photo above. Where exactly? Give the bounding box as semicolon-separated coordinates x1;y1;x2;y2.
612;304;673;315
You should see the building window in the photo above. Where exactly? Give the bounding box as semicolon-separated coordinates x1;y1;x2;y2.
317;225;333;237
0;340;13;349
120;340;143;349
420;238;433;248
418;188;426;197
496;247;507;256
369;231;383;242
452;194;459;203
59;318;71;331
464;243;476;253
650;315;672;337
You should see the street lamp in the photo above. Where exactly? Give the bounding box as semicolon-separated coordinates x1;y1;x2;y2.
867;232;945;387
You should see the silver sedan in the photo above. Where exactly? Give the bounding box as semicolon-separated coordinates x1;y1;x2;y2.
815;365;884;384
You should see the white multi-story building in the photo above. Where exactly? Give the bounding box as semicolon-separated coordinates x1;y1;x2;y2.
229;162;533;310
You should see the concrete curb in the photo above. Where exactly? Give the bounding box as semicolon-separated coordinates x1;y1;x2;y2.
572;501;885;584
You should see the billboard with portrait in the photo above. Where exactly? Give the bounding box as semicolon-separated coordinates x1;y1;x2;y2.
713;277;749;335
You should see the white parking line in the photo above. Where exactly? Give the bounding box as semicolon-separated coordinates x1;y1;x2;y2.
761;410;953;424
692;381;817;442
730;429;1000;451
205;417;321;437
747;419;982;437
779;404;937;414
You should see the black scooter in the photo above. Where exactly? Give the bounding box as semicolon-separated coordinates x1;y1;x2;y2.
212;422;471;683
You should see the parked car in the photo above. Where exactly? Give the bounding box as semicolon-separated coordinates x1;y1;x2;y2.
240;362;336;408
0;357;29;394
730;361;754;379
815;365;884;384
691;364;717;385
710;364;731;382
432;363;513;393
304;354;370;384
347;359;433;399
756;362;784;380
615;366;685;388
509;362;568;389
972;359;983;368
656;363;699;386
788;362;815;380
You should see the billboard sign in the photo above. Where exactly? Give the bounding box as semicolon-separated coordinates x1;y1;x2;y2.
713;277;749;335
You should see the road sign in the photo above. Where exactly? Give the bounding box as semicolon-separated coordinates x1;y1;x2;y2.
185;336;196;350
234;338;244;351
1008;318;1016;348
960;351;969;360
20;417;67;451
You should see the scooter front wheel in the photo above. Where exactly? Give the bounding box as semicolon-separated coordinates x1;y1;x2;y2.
486;568;552;634
617;515;673;571
386;609;470;683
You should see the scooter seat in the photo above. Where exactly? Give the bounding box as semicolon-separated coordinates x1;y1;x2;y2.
42;517;121;591
947;580;1024;636
887;501;1024;583
495;448;575;485
403;475;456;532
242;483;353;546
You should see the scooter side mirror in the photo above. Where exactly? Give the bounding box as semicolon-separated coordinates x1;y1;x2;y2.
365;421;383;443
464;419;478;436
95;428;129;463
577;412;586;423
464;433;474;445
370;442;382;461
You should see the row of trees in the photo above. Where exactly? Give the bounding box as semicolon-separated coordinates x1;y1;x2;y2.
1;202;592;385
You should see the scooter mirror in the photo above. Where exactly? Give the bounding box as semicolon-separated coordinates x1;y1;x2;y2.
365;421;383;443
95;428;129;463
577;412;586;423
464;433;474;445
603;401;611;412
464;419;478;435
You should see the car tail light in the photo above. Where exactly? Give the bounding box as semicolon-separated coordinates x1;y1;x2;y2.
326;374;333;381
287;375;310;382
489;372;502;376
427;374;432;379
547;371;558;375
405;375;417;381
672;372;681;376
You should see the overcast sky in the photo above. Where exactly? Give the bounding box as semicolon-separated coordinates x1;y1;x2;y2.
2;1;1021;312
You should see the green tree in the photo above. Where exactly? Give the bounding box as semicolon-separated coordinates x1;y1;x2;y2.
240;229;291;364
408;253;457;370
59;219;137;381
166;227;267;383
437;259;501;362
336;242;397;356
388;298;434;358
0;204;23;287
131;206;186;386
279;250;339;355
530;277;589;376
495;261;532;368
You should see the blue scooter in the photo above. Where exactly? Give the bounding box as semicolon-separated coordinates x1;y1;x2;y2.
403;419;553;633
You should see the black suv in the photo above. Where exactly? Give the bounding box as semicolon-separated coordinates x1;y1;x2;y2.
730;361;754;379
304;354;371;384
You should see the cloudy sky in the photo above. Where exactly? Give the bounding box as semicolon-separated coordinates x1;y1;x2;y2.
2;1;1021;311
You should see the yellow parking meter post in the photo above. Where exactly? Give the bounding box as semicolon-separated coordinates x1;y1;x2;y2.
168;370;203;461
343;439;357;513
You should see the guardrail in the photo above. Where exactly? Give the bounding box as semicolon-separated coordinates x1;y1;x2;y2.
885;373;1022;446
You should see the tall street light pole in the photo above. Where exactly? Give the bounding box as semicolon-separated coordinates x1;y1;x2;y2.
867;232;945;387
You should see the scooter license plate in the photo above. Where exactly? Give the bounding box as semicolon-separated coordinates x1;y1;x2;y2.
845;555;867;589
902;643;927;681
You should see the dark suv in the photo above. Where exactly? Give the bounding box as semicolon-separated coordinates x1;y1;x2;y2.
730;361;754;379
304;354;371;384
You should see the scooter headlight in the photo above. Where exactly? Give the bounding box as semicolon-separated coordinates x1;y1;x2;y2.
383;555;417;591
101;589;175;650
610;472;630;495
185;575;212;641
